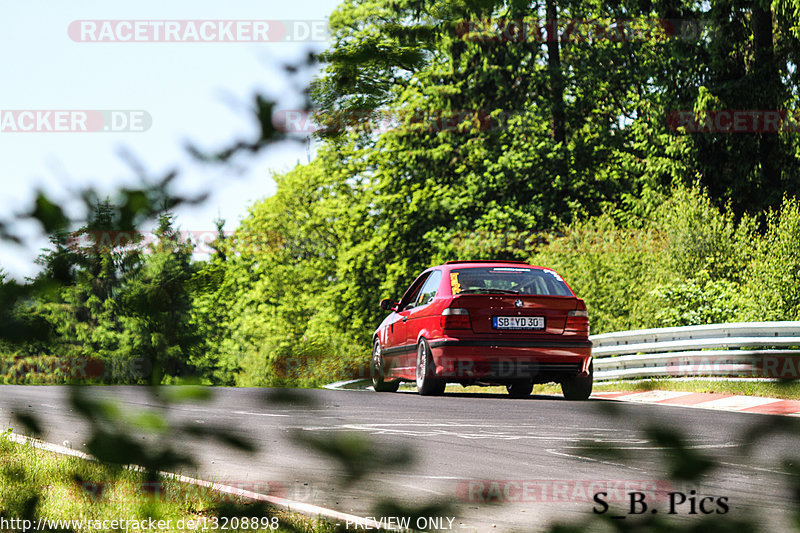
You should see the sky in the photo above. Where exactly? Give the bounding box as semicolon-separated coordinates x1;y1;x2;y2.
0;0;341;279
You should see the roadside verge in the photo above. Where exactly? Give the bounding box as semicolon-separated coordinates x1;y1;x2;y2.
5;432;400;532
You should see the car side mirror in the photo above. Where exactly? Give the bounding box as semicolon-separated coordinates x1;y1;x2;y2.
379;298;398;311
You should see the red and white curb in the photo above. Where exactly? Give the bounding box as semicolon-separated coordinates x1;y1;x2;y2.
592;390;800;416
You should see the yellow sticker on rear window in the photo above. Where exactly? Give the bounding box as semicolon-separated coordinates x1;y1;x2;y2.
450;272;461;295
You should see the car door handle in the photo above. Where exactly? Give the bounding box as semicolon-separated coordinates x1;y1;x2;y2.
402;317;408;322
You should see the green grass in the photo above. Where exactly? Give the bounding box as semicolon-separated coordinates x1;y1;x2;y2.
0;431;337;533
400;380;800;400
591;379;800;400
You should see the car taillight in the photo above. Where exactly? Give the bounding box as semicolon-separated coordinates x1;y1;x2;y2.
441;308;471;330
565;309;590;336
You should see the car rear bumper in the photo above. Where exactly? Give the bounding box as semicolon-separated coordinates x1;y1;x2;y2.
429;338;592;382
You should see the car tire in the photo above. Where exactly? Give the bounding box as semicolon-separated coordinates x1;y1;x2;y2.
561;361;593;400
416;339;445;396
506;380;533;398
371;340;399;392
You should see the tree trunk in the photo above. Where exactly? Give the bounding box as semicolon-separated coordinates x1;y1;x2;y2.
545;0;566;145
752;4;780;207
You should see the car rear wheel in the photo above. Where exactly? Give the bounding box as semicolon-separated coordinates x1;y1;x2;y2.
506;380;533;398
371;340;399;392
561;361;593;400
416;339;445;396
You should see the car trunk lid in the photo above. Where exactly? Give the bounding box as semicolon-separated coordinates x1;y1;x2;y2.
452;294;578;335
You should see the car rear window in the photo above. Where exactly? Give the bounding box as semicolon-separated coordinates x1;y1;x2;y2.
449;267;573;297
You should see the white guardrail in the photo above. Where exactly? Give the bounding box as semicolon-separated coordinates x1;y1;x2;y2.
589;321;800;381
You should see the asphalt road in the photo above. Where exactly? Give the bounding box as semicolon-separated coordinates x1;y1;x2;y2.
0;385;797;532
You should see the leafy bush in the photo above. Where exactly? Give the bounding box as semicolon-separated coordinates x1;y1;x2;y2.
738;197;800;321
532;186;754;333
649;272;741;328
531;213;663;333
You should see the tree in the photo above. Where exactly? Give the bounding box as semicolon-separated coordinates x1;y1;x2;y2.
116;213;201;384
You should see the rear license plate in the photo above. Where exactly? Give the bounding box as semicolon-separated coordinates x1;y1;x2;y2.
492;316;545;330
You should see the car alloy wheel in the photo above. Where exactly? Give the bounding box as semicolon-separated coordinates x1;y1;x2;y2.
371;340;399;392
416;339;445;396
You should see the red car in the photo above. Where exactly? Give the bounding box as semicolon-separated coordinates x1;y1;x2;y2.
370;261;592;399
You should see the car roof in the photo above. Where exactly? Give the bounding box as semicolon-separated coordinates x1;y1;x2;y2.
440;260;544;270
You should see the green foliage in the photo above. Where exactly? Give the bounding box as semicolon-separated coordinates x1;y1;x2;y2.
532;212;662;333
117;213;201;384
188;158;372;387
649;273;741;328
526;187;800;335
10;206;202;385
532;186;759;333
739;197;800;321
